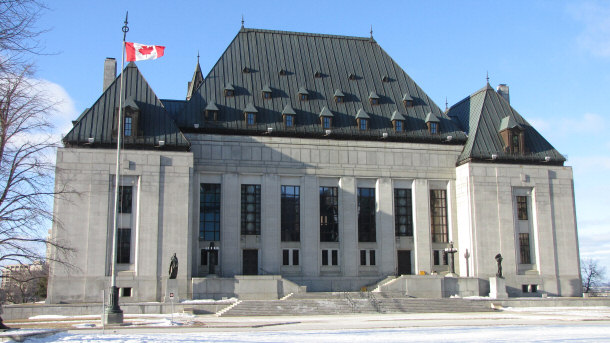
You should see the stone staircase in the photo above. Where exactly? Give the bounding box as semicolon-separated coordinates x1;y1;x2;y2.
219;292;493;316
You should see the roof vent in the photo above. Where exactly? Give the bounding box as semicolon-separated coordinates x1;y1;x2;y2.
242;67;250;73
314;71;322;78
382;76;390;82
279;68;287;76
348;73;357;80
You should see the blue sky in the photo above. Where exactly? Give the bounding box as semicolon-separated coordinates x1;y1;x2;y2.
34;1;610;276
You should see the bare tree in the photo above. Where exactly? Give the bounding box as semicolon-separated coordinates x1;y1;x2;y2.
581;258;606;294
0;261;47;303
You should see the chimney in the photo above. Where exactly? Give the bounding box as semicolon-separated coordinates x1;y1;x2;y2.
497;84;510;104
103;58;117;92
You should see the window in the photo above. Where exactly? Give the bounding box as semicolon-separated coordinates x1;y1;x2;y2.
370;98;379;105
205;110;218;122
200;184;221;241
200;249;218;266
224;89;234;97
322;249;339;266
283;249;290;266
117;228;131;264
124;116;132;137
121;287;132;297
281;185;300;242
263;91;271;99
512;133;520;153
323;117;332;129
519;233;531;264
246;113;255;125
359;119;368;131
241;185;261;235
360;250;376;266
335;96;343;103
118;186;132;214
395;120;403;132
293;250;299;266
433;250;448;266
358;188;376;242
517;196;528;220
320;187;339;242
285;114;294;127
430;189;448;243
300;93;308;101
394;188;413;236
430;122;438;134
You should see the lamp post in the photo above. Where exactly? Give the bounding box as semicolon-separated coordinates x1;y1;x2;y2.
444;241;458;277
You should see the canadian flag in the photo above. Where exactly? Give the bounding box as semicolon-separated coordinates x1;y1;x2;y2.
125;42;165;62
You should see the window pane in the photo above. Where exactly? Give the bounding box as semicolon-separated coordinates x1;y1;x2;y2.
331;250;338;266
283;249;289;266
201;249;207;266
370;250;376;266
360;250;367;266
322;250;328;266
117;228;131;264
430;190;448;243
320;187;339;242
517;196;528;220
292;250;299;266
241;185;261;235
281;185;300;242
124;116;132;137
519;233;531;264
118;186;132;214
358;188;376;242
200;184;221;241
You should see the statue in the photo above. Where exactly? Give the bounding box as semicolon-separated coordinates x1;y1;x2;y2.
169;253;178;279
495;253;503;278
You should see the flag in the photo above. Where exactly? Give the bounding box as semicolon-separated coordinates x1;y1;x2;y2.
125;42;165;62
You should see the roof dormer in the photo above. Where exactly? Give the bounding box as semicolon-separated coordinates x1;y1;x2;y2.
334;89;345;103
282;104;296;128
261;85;272;100
118;97;140;137
243;103;258;126
298;87;309;101
319;106;333;129
391;110;406;132
403;93;414;108
369;91;380;105
204;102;219;121
499;116;524;154
425;112;440;134
224;83;235;97
356;108;370;130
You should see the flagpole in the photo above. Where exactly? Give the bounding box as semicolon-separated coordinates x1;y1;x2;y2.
106;11;128;325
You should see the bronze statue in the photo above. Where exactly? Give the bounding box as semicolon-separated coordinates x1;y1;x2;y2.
169;253;178;279
495;253;503;278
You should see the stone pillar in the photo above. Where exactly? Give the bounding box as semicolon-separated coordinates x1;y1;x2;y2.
489;276;508;299
301;175;319;277
377;178;395;275
340;177;358;277
261;174;281;274
221;173;240;276
413;179;432;274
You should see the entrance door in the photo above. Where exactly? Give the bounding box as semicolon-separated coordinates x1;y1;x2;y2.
243;249;258;275
397;250;412;275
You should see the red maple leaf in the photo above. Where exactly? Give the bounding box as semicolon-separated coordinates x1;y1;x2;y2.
138;45;154;55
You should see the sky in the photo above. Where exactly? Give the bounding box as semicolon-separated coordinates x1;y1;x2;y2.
29;1;610;277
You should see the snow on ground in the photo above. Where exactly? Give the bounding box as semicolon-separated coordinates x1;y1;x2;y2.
23;325;610;342
180;297;237;304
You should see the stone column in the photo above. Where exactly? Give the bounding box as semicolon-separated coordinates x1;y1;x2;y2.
413;179;432;274
301;175;319;277
340;177;358;276
377;178;395;275
261;174;281;274
221;173;240;276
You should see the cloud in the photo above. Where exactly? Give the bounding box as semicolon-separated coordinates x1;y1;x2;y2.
569;1;610;57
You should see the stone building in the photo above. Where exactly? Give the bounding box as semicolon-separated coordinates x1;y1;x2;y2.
46;28;581;303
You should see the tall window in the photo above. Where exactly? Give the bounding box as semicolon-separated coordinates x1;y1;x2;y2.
285;115;294;127
519;233;531;264
395;120;403;132
430;122;438;134
320;186;338;242
246;113;255;125
517;196;528;220
430;189;448;243
359;119;368;130
200;184;221;241
281;185;300;241
394;188;413;236
124;116;132;137
118;186;132;214
512;133;520;153
358;188;376;242
117;228;131;264
241;185;261;235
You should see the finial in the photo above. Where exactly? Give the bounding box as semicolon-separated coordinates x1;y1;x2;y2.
370;25;373;39
445;97;448;111
197;50;200;64
241;15;244;28
486;71;490;85
122;11;129;41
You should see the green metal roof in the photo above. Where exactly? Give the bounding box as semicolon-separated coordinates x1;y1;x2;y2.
391;110;406;121
369;91;380;99
205;102;219;111
356;108;370;119
425;112;440;123
334;89;345;97
448;84;565;165
261;85;272;93
319;106;333;117
282;104;296;115
177;27;466;143
243;102;258;113
498;116;521;131
63;63;189;150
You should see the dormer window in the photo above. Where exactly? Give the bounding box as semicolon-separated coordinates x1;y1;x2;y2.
334;89;345;103
499;116;524;155
243;103;258;126
382;76;390;82
319;106;333;129
242;67;250;73
403;94;414;108
262;85;272;100
348;73;357;81
369;91;380;105
356;108;370;131
425;112;440;134
224;84;235;97
391;110;406;132
279;68;287;76
314;71;322;78
282;104;296;129
124;116;132;136
205;102;219;121
358;118;368;131
298;87;309;101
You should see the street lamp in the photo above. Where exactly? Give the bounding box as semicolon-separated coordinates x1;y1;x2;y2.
444;241;458;276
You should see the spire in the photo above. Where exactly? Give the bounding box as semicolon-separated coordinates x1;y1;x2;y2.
187;53;204;100
486;71;490;85
445;97;449;112
241;15;244;29
370;25;373;39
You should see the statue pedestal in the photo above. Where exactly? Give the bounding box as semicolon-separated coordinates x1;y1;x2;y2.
164;279;179;303
489;276;508;299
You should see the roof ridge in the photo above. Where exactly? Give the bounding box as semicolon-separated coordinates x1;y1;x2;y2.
241;27;372;41
448;84;490;112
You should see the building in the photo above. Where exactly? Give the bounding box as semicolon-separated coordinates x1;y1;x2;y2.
46;27;581;303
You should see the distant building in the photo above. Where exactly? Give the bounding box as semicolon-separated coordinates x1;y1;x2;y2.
1;262;44;290
47;28;581;303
